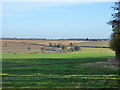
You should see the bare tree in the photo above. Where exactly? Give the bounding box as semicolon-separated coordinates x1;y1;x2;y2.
5;43;7;47
28;46;31;51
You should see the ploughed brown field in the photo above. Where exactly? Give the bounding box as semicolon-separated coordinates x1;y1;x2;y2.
1;40;88;53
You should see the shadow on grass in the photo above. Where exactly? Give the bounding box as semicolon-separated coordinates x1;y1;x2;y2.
3;56;113;68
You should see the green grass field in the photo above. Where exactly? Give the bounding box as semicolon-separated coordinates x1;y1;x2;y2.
2;48;119;89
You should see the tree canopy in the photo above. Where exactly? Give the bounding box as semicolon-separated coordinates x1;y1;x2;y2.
108;1;120;60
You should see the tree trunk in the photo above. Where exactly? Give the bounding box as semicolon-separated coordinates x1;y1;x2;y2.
115;50;120;61
115;51;120;75
115;51;120;66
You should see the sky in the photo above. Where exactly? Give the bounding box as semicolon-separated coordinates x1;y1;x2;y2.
2;2;115;39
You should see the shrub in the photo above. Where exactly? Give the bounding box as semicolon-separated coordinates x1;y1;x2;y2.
13;52;17;54
68;47;75;52
28;52;35;54
49;42;53;47
70;43;73;46
57;43;63;48
62;45;67;51
41;47;45;51
74;46;81;51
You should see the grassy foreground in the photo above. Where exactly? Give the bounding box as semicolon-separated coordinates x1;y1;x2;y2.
2;52;119;89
